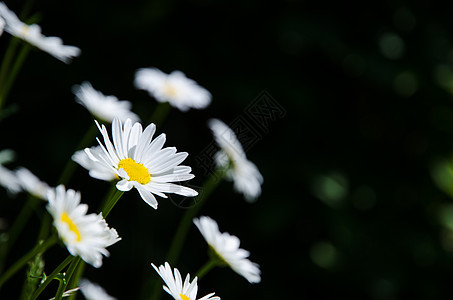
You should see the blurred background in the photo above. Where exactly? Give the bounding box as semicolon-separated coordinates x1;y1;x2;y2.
3;0;453;299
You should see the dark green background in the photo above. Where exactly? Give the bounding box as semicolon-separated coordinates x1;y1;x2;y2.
2;0;453;299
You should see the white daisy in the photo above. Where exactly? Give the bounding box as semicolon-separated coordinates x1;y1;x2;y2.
0;2;80;63
73;81;139;123
15;167;51;200
46;185;121;268
80;279;116;300
152;262;220;300
134;67;211;111
194;216;261;284
84;118;198;209
207;119;263;202
72;146;118;182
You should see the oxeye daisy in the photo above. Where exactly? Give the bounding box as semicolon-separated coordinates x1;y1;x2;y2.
73;81;139;123
15;167;51;200
0;2;80;63
84;118;198;209
80;279;117;300
152;262;220;300
194;216;261;284
134;67;211;111
207;119;263;202
46;185;121;268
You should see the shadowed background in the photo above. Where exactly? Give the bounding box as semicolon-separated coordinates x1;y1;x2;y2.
2;0;453;299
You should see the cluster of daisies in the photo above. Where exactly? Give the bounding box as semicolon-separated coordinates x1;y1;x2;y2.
0;1;263;299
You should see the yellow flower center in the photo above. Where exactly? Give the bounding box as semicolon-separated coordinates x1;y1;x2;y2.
164;83;178;98
61;212;81;242
180;294;190;300
118;158;151;185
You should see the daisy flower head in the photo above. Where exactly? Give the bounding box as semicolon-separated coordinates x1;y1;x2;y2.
46;185;121;268
85;118;198;209
194;216;261;284
0;2;80;63
73;82;139;123
134;67;212;111
207;118;263;202
80;279;117;300
151;262;220;300
15;167;51;200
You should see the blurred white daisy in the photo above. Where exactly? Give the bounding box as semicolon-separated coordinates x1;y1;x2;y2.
84;118;198;209
73;82;139;123
80;279;116;300
134;67;211;112
15;167;51;200
72;146;118;182
208;119;263;202
152;262;220;300
46;185;121;268
194;216;261;284
0;2;80;63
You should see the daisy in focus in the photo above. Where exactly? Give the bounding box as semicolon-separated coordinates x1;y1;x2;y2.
15;167;51;200
0;2;80;63
208;118;263;202
134;67;211;111
194;216;261;284
46;185;121;268
73;81;139;123
152;262;220;300
84;118;198;209
80;279;117;300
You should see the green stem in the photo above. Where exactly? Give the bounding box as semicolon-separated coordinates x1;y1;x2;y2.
55;257;80;300
31;255;74;300
148;102;171;128
195;259;218;280
0;37;21;96
0;43;31;110
66;260;85;300
0;235;57;288
101;189;124;218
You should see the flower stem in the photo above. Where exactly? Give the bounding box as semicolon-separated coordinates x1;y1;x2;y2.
54;257;80;300
30;255;74;300
0;43;31;112
101;189;124;218
195;259;218;280
0;235;57;288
